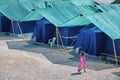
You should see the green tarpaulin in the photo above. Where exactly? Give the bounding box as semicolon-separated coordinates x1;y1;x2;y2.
62;16;90;26
40;5;99;27
40;6;81;26
0;0;43;21
0;0;97;22
85;11;120;40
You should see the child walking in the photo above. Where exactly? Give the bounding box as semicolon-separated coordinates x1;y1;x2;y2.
78;52;87;73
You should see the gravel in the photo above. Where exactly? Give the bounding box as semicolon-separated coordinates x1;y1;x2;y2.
0;40;119;80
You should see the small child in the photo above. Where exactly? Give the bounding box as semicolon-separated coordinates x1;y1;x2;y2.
78;52;87;73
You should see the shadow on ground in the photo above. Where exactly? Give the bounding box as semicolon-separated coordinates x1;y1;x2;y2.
6;40;119;71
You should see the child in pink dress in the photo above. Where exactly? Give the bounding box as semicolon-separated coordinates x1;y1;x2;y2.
78;52;87;73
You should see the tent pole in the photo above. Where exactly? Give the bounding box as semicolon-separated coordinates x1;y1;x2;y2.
17;22;25;40
112;40;118;65
57;27;65;50
11;20;15;38
56;27;59;48
17;22;23;35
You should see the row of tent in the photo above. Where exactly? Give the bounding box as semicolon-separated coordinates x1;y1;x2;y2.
0;14;120;57
32;18;120;57
0;0;120;63
0;0;120;40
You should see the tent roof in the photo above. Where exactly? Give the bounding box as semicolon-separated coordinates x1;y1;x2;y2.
62;16;90;26
0;0;77;21
20;11;43;21
0;1;44;21
0;0;97;22
40;6;81;26
85;11;120;40
40;5;99;27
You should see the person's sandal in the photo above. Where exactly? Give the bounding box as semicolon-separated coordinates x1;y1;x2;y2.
78;68;81;73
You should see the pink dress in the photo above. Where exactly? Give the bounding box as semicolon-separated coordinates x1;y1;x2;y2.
79;56;86;69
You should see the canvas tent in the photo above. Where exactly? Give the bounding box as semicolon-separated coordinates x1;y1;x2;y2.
0;0;90;35
75;26;120;57
0;0;45;35
84;7;120;64
32;19;56;44
57;23;96;47
75;27;107;56
0;0;120;64
38;4;99;48
32;18;89;46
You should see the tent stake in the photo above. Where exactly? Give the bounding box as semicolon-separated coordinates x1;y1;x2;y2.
112;40;118;65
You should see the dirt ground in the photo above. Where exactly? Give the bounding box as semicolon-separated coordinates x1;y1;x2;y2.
0;39;120;80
